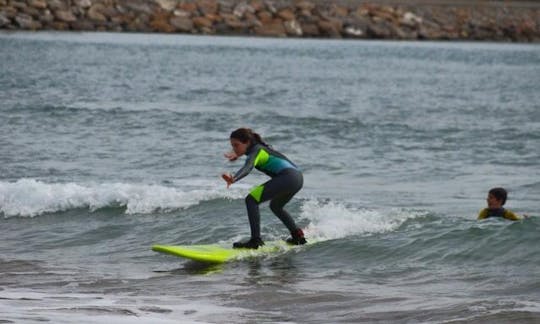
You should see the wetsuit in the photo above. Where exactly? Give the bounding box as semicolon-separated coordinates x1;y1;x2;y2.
478;208;520;221
232;143;303;239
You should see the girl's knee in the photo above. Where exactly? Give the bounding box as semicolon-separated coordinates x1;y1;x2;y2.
269;200;283;214
245;195;257;206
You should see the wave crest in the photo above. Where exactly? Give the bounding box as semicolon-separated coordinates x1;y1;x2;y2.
0;178;243;217
301;199;429;240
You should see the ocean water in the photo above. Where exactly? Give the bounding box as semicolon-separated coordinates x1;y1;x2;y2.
1;31;539;323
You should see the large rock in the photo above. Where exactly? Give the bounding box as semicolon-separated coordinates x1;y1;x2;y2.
277;8;295;21
367;19;394;38
124;2;154;15
329;4;348;18
71;19;96;30
400;11;422;27
38;9;55;23
48;0;68;10
300;21;319;36
197;0;219;15
0;12;11;27
55;10;77;22
150;11;175;32
233;2;255;18
14;13;34;29
155;0;177;12
222;13;247;29
29;0;48;9
257;10;273;23
295;0;315;12
284;19;302;36
318;19;341;38
249;0;264;12
254;19;286;37
73;0;92;9
170;16;193;32
192;16;213;29
88;4;107;21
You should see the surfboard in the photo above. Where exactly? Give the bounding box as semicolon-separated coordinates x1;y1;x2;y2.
152;240;302;263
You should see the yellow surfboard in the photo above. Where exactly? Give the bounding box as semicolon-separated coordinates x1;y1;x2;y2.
152;241;300;263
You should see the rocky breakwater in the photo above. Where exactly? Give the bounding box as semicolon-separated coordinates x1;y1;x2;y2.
1;0;539;41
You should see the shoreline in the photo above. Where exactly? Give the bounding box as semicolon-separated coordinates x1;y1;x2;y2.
1;0;539;42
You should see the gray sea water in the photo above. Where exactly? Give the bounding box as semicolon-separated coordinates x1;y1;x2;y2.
1;31;540;323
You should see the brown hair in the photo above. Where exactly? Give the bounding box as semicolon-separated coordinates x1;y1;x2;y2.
230;128;269;147
489;187;507;205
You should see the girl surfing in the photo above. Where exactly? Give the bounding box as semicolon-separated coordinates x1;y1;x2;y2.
222;128;306;249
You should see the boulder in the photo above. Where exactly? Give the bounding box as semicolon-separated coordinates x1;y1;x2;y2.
155;0;177;12
223;15;247;30
295;0;315;12
29;0;47;9
178;2;197;13
254;19;286;37
343;26;363;37
48;0;67;10
284;19;302;36
343;16;370;37
150;12;175;32
192;16;213;29
329;4;348;18
88;4;107;21
71;19;96;30
170;16;193;32
249;0;265;12
370;5;397;23
55;10;77;22
173;9;191;18
73;0;92;9
197;0;219;15
233;2;255;19
1;6;17;19
300;21;319;36
257;10;273;23
15;13;40;29
277;8;295;21
264;0;277;14
24;6;42;19
50;21;69;30
318;19;341;38
367;19;394;38
11;1;28;10
38;9;55;23
400;11;422;27
0;12;11;27
124;2;154;15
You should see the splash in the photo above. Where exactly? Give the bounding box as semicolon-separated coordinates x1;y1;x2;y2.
300;199;428;240
0;178;244;218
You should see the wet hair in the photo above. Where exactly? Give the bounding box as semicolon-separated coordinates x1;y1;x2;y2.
230;128;269;147
489;187;507;206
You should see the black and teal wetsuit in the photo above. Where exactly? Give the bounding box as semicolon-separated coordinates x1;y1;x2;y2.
232;143;303;239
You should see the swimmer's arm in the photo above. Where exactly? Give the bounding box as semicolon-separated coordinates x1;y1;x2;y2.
504;210;521;221
477;209;488;220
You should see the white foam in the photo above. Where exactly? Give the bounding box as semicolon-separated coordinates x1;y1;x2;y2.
0;288;252;324
300;199;427;240
0;178;245;217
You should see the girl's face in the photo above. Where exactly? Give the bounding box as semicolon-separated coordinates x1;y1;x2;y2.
487;193;502;209
230;138;249;156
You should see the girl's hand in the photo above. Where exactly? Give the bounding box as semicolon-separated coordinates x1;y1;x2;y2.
224;151;238;161
221;173;234;188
